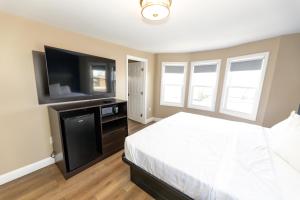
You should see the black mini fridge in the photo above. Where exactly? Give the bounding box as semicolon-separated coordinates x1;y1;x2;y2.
62;113;99;171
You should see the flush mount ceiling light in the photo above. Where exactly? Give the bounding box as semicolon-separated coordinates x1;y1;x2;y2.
140;0;172;21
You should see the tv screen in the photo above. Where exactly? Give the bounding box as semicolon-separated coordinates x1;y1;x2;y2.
45;46;116;101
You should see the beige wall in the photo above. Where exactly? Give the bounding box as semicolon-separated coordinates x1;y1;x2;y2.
263;34;300;127
154;34;300;126
0;12;155;174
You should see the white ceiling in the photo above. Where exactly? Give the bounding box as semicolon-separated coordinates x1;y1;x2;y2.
0;0;300;53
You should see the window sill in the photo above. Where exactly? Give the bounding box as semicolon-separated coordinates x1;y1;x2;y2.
187;104;215;112
219;108;257;121
160;102;184;108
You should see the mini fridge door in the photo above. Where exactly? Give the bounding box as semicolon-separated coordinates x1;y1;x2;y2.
62;113;99;171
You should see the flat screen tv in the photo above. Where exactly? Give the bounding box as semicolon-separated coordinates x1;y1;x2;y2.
45;46;116;102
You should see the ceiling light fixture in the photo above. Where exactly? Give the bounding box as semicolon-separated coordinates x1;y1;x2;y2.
140;0;172;21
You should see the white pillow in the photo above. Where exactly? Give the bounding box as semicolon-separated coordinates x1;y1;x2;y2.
270;111;300;138
270;111;300;172
289;110;300;127
269;118;291;137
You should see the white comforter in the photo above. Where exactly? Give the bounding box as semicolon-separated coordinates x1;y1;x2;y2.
125;112;283;200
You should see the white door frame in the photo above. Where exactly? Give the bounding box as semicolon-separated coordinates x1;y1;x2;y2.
126;55;148;124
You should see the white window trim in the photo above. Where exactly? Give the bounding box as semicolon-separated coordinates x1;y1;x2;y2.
160;62;188;107
187;59;221;111
220;52;269;121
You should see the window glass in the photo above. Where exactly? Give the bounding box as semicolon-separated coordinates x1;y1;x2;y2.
160;63;187;107
188;61;220;110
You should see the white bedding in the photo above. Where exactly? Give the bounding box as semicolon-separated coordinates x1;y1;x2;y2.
125;112;300;200
271;151;300;200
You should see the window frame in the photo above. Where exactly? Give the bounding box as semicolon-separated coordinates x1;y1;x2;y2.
160;62;188;107
220;52;269;120
187;59;221;111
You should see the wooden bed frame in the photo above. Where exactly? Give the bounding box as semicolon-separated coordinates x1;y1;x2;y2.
123;105;300;200
122;154;192;200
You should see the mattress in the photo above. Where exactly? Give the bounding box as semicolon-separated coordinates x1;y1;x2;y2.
125;112;299;200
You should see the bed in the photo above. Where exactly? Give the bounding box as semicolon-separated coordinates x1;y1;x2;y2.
123;110;300;200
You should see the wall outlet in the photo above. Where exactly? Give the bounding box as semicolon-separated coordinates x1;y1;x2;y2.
49;136;53;145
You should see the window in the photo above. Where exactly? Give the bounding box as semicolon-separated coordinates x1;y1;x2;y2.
92;65;107;92
160;62;187;107
220;52;269;120
188;60;221;111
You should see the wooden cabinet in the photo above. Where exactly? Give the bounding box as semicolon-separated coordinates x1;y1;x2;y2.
48;99;128;179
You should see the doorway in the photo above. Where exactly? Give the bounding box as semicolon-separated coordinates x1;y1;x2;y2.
126;55;148;124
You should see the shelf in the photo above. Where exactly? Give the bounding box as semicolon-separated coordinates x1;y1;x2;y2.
101;114;127;124
102;124;126;136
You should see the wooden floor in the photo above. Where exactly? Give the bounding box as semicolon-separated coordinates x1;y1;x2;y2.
128;119;154;135
0;120;155;200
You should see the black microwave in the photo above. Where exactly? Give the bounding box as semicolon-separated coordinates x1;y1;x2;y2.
101;105;119;117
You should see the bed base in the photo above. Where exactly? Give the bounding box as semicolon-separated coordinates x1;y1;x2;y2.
122;154;192;200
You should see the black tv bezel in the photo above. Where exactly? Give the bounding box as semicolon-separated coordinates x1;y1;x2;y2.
44;45;116;104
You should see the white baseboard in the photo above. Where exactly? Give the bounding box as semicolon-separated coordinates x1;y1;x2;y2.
145;117;162;124
145;117;154;124
0;157;55;185
153;117;162;122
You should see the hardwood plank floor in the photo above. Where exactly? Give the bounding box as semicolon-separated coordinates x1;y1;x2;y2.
0;119;155;200
128;119;154;135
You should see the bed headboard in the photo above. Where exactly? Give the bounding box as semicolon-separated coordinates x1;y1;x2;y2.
298;105;300;115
